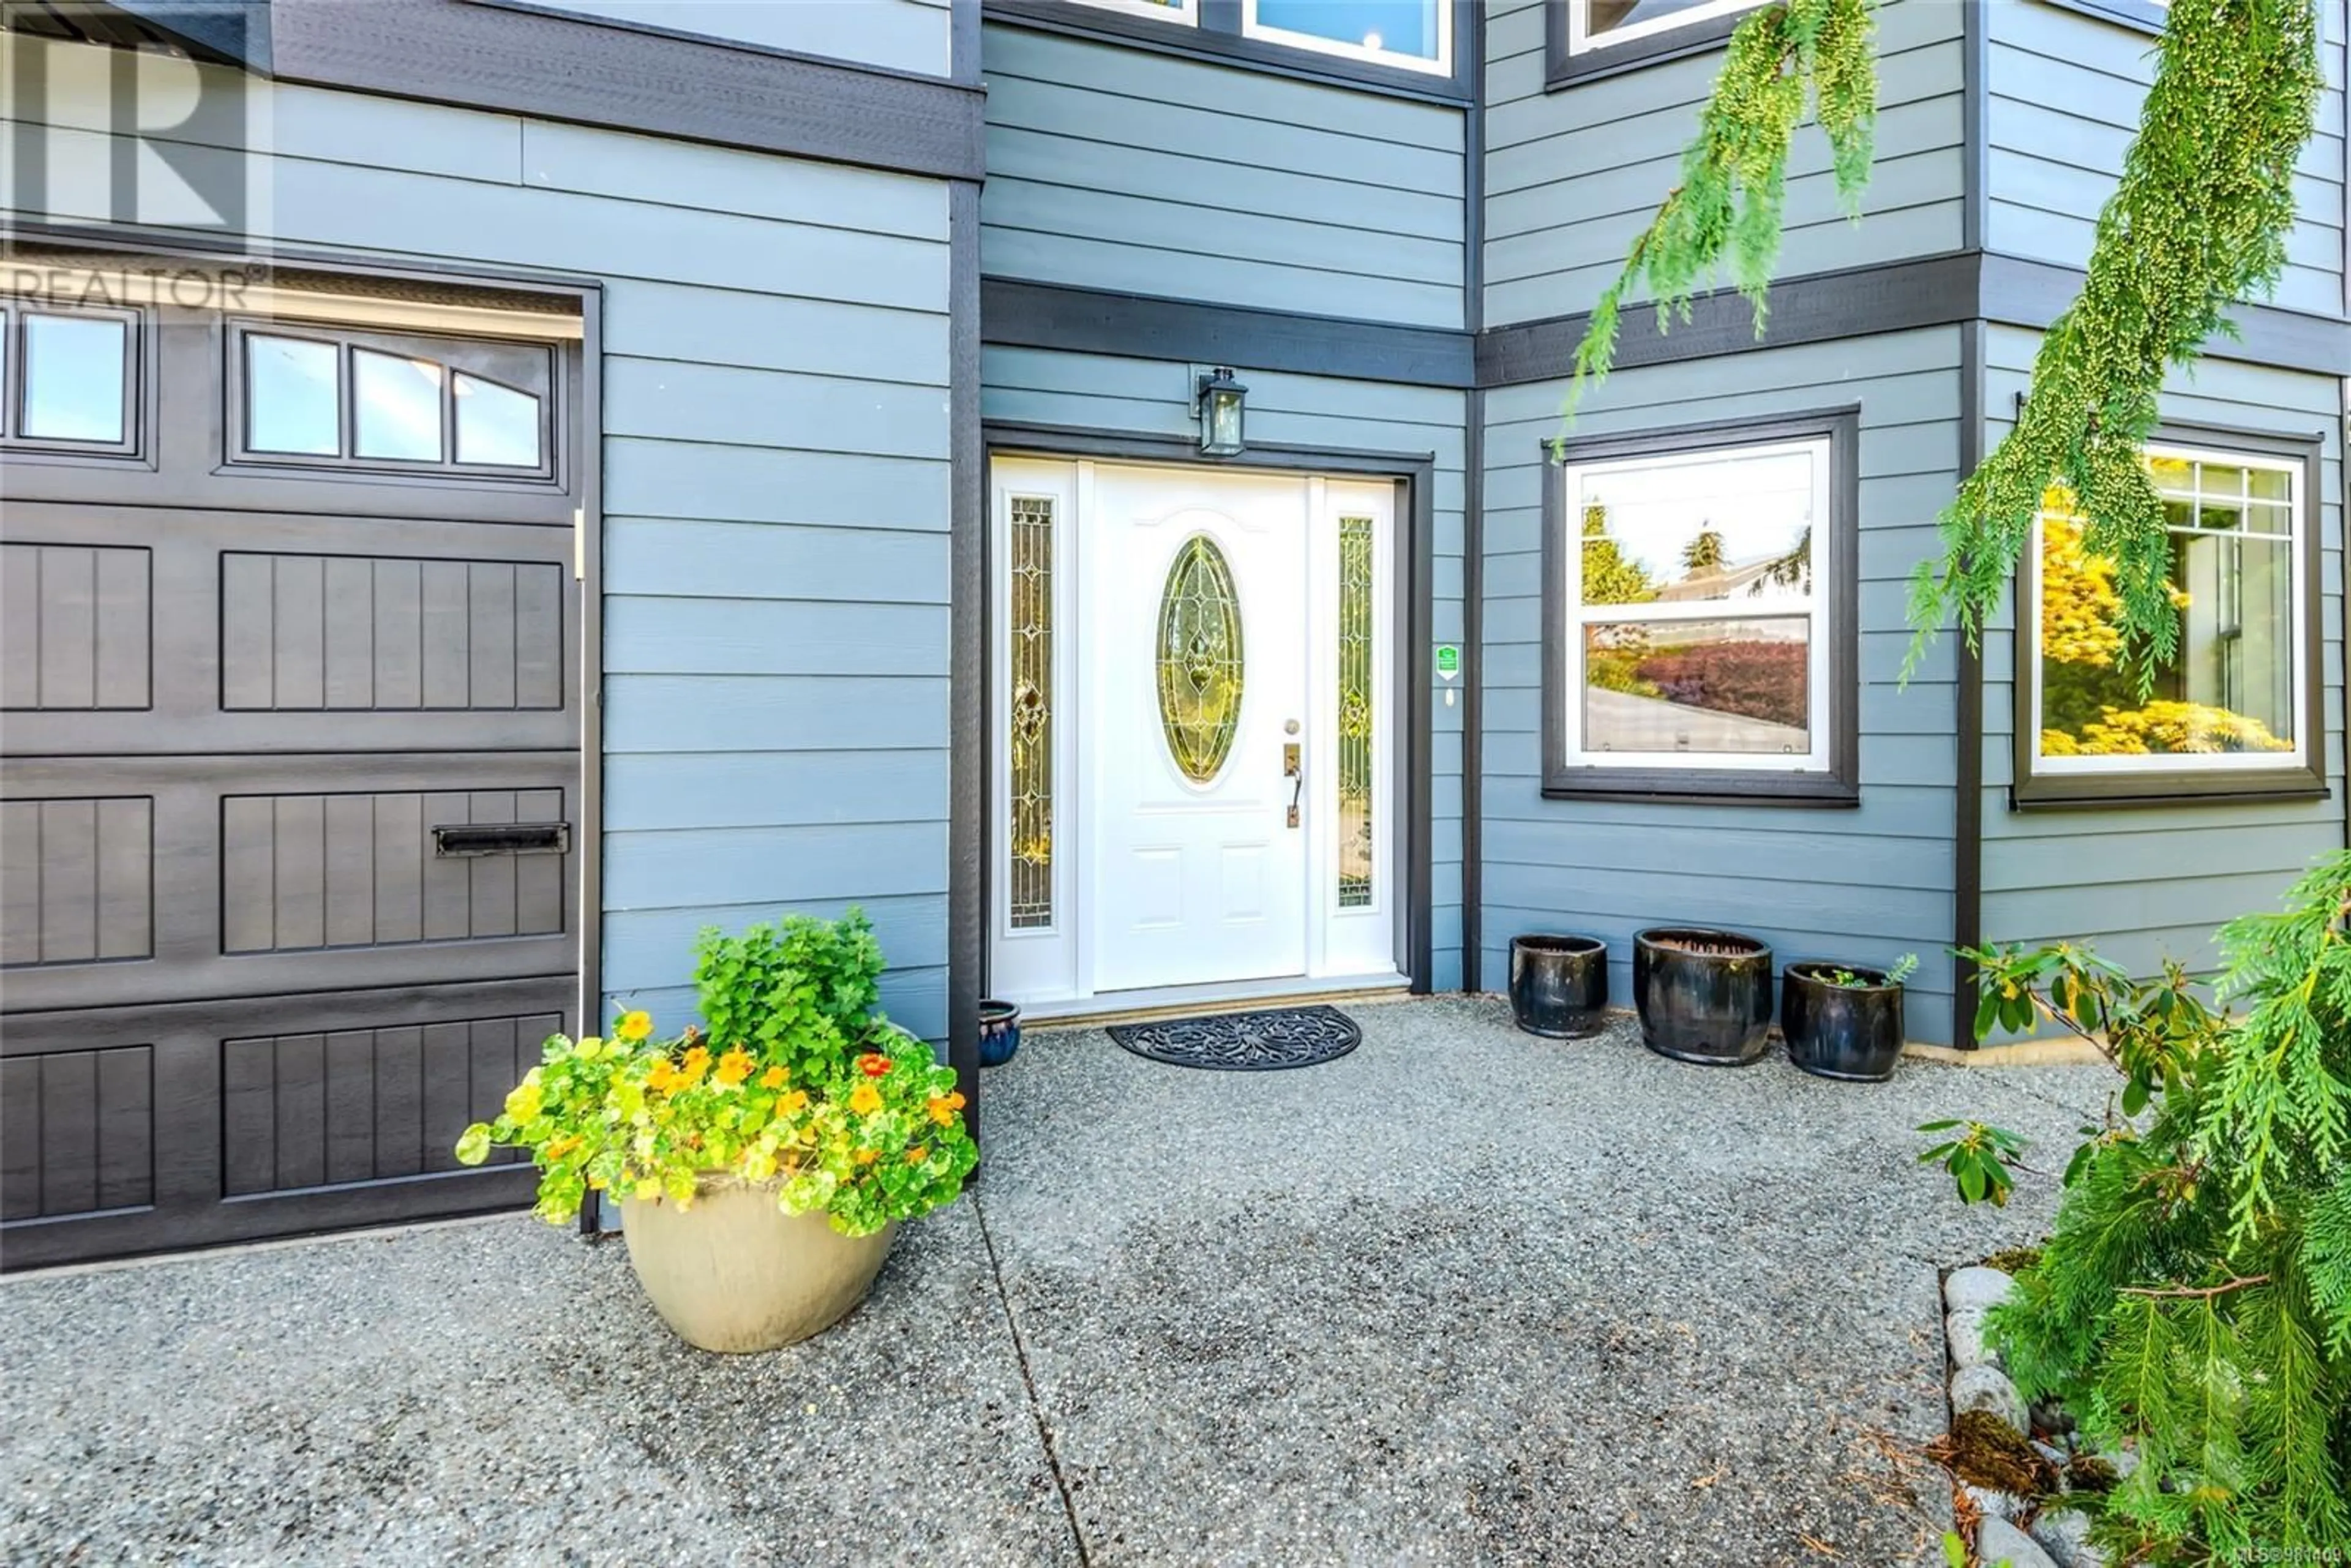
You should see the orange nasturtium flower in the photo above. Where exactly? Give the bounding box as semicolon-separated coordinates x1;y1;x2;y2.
906;1146;929;1165
679;1045;712;1086
714;1047;756;1087
759;1065;789;1090
615;1009;654;1043
857;1053;893;1079
848;1082;883;1117
645;1059;678;1093
926;1096;959;1127
778;1089;810;1116
854;1147;880;1165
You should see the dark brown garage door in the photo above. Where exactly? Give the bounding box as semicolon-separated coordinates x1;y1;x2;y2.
1;264;586;1268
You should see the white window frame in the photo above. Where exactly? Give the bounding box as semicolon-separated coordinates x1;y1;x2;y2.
2028;442;2309;778
1068;0;1198;22
1558;435;1834;775
1242;0;1453;76
1565;0;1769;55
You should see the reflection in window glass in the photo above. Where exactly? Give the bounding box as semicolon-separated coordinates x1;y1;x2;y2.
453;372;542;468
1584;617;1811;755
2036;454;2300;765
1253;0;1441;60
1577;446;1813;607
353;349;445;462
20;313;126;443
246;335;342;456
1561;434;1829;773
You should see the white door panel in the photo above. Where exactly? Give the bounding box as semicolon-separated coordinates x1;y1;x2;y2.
1091;468;1309;992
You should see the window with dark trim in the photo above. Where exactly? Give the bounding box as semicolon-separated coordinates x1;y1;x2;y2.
0;301;144;458
226;320;557;481
991;0;1469;97
2014;427;2325;808
1545;0;1768;88
1542;408;1861;805
2038;0;2168;35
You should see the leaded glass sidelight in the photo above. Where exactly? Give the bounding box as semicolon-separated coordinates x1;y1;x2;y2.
1337;516;1374;907
1156;535;1245;784
1008;497;1055;929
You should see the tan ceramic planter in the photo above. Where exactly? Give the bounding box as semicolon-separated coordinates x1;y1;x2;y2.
618;1178;894;1353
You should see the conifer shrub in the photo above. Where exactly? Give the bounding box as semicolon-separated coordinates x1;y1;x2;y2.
1922;852;2351;1558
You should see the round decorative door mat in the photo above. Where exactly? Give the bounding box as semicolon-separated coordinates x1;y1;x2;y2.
1107;1005;1362;1071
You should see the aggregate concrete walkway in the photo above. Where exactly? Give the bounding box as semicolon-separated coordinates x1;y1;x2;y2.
1;997;2112;1566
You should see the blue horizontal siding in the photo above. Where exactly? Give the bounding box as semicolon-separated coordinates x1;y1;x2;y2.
1482;0;1968;328
1984;0;2347;318
1975;325;2345;1007
980;21;1468;329
1481;327;1965;1041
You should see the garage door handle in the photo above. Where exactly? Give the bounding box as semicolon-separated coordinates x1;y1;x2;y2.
432;822;571;857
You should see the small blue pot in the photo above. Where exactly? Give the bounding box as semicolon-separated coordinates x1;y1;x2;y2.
978;1000;1022;1067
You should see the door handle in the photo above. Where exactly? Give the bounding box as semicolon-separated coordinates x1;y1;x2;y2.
1284;742;1302;828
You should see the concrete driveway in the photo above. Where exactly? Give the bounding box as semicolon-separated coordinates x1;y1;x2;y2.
1;996;2109;1566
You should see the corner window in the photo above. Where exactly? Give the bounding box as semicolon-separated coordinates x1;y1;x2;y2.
1071;0;1195;17
1544;412;1858;804
1568;0;1766;52
1244;0;1449;74
2020;439;2320;804
1063;0;1455;79
0;302;142;456
1547;0;1769;86
230;321;553;479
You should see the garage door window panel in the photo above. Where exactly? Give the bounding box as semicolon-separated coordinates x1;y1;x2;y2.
1;302;143;457
230;322;553;480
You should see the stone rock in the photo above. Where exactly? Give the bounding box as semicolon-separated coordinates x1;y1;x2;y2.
1948;1307;2003;1370
1946;1266;2017;1314
2031;1398;2075;1437
2031;1439;2069;1471
1962;1484;2027;1521
1951;1364;2031;1436
1978;1517;2060;1568
2030;1507;2105;1568
2100;1446;2140;1482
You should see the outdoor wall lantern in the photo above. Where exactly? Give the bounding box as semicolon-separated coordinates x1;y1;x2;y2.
1195;366;1247;457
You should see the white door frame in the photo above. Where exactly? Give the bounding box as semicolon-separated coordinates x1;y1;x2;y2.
986;452;1409;1016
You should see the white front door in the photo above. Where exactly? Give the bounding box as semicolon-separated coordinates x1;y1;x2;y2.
988;457;1400;1010
1091;466;1309;992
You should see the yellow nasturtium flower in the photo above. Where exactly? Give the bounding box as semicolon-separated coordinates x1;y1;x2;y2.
615;1010;654;1043
714;1047;756;1087
778;1089;810;1116
760;1065;789;1090
849;1082;883;1117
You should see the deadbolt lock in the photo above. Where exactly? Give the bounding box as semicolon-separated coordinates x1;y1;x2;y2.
1283;743;1301;778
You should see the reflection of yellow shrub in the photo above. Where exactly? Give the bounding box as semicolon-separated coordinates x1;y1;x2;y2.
2040;511;2128;668
2041;701;2293;756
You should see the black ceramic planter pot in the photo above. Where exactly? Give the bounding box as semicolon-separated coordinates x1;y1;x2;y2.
1781;964;1904;1081
1508;934;1610;1038
1632;928;1774;1067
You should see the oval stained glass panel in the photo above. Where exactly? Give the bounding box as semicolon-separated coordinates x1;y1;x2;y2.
1155;535;1245;783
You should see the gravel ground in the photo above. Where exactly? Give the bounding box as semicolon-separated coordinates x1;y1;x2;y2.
1;996;2110;1567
